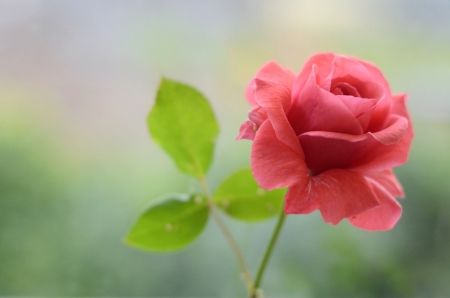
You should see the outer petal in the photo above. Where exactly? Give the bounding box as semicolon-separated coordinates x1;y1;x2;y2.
369;115;408;145
237;121;255;140
348;179;402;231
248;105;268;128
246;61;296;107
353;93;413;171
363;75;393;133
285;169;380;225
283;182;319;215
245;79;257;106
253;65;303;154
331;55;375;84
251;121;308;190
292;52;336;99
237;105;268;140
253;61;296;110
357;58;392;97
288;70;363;136
364;169;404;198
298;96;413;173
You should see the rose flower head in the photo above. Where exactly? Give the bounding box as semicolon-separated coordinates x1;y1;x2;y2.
238;53;413;231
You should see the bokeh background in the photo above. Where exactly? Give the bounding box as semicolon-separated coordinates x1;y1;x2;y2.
1;0;450;297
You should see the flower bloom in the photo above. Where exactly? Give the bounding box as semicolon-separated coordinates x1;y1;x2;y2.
238;53;413;231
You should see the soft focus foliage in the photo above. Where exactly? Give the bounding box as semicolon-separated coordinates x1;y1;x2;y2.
1;0;450;297
129;79;286;253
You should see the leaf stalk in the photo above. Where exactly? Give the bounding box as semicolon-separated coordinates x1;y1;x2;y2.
199;176;254;294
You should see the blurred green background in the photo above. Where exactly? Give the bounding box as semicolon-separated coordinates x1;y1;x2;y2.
1;0;449;297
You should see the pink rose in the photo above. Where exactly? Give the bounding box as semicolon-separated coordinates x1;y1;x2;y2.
238;53;413;231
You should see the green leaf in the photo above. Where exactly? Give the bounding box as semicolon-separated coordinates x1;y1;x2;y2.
125;194;209;252
213;168;286;222
148;78;219;177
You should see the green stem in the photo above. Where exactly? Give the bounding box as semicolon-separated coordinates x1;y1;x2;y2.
199;176;254;294
251;209;287;298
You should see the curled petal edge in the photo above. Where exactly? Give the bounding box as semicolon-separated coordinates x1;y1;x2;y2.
237;120;256;141
348;179;402;231
254;78;303;155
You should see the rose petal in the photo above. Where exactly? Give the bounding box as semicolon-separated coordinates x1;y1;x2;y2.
367;94;393;132
360;70;392;133
245;78;257;106
248;105;268;127
237;106;269;140
298;95;413;173
246;61;296;107
353;81;385;100
292;53;335;99
392;94;413;120
253;61;296;111
336;95;378;118
254;61;296;83
364;169;404;198
333;81;384;132
285;169;380;225
353;93;413;171
348;179;402;231
251;120;308;190
299;129;408;174
283;182;319;215
237;120;256;141
337;94;378;132
332;56;393;132
332;82;361;97
331;55;374;85
369;115;408;145
253;69;303;154
357;59;391;94
288;70;363;136
355;108;374;133
332;88;344;96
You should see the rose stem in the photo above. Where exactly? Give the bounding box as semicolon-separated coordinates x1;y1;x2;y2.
250;209;287;298
199;176;254;294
